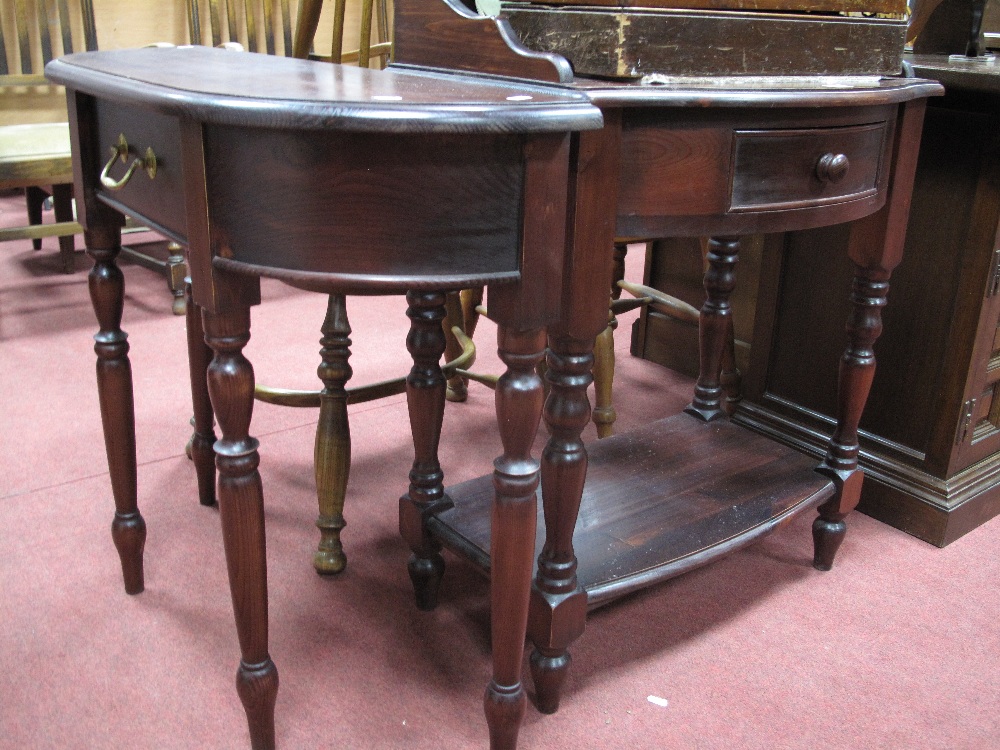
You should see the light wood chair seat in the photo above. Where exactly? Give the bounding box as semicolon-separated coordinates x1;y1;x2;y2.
0;123;73;188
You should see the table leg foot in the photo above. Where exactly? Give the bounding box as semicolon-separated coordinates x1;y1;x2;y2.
313;515;347;576
111;510;146;595
236;658;279;750
529;649;570;714
407;553;446;611
812;514;846;572
484;681;526;750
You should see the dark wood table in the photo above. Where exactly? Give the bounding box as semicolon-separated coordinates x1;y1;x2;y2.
46;46;603;750
387;0;942;747
730;54;1000;547
50;19;942;750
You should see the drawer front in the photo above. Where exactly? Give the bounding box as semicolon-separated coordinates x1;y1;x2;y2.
94;102;186;238
729;122;887;212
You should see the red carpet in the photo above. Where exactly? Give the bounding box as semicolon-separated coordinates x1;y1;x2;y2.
2;190;999;749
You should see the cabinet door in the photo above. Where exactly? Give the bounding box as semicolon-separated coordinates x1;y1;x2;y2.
954;148;1000;469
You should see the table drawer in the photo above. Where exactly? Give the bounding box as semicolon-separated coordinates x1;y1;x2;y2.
94;102;186;238
729;122;887;212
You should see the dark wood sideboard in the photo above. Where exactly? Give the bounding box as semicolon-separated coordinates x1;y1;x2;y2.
637;55;1000;547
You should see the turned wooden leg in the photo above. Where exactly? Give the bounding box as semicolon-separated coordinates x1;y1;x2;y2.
814;267;889;570
443;287;484;402
185;282;217;507
444;291;469;403
26;186;45;251
203;306;278;750
313;293;352;575
399;291;452;611
87;225;146;595
485;326;547;750
686;236;740;423
52;184;76;273
592;242;628;439
526;333;591;714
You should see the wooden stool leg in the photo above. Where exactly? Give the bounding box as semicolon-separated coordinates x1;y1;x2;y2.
814;267;889;570
166;243;188;315
592;242;628;438
443;291;469;402
529;334;590;714
185;282;217;507
26;186;45;251
686;235;741;423
592;315;616;439
52;184;76;273
203;305;278;750
313;293;352;576
485;325;547;750
88;225;145;595
399;291;451;611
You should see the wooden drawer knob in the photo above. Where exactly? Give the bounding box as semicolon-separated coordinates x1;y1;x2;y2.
816;152;850;183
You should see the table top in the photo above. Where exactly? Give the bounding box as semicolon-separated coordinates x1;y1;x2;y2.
44;47;604;134
906;53;1000;94
566;72;943;108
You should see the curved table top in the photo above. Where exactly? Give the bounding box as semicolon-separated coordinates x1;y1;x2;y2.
44;46;605;134
905;53;1000;95
563;72;944;109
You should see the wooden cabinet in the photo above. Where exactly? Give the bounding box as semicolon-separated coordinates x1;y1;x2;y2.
730;55;1000;546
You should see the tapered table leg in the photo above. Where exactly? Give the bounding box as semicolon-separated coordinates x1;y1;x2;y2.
87;225;145;595
813;266;888;570
812;97;928;570
485;325;547;750
399;291;452;611
528;333;591;714
203;305;278;750
185;282;217;507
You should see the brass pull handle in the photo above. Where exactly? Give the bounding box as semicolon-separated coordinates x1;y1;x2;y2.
100;134;157;190
816;152;849;184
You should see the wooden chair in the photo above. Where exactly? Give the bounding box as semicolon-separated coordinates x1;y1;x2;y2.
0;0;96;273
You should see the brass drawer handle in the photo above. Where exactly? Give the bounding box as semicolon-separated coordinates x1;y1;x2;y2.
100;133;157;190
816;152;849;184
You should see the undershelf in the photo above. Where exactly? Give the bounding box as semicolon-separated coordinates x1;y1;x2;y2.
429;412;836;609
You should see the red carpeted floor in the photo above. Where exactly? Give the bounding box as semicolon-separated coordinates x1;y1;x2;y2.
2;190;999;749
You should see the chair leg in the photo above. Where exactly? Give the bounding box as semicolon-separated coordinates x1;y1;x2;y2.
313;293;352;576
52;184;76;273
26;187;46;251
443;291;469;402
592;242;629;438
591;314;616;439
166;242;188;315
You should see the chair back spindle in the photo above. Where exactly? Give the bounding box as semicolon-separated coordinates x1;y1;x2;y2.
188;0;294;57
1;0;97;84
